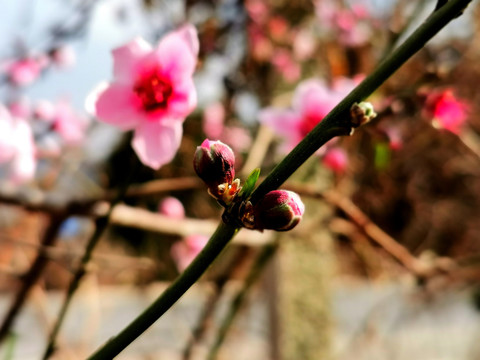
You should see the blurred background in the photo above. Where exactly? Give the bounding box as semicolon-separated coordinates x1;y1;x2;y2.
1;0;480;359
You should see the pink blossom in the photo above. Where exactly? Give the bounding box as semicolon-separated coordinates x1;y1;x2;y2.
50;45;76;69
7;58;42;87
384;127;403;151
424;89;469;134
293;29;316;61
259;76;360;152
0;106;36;183
53;101;89;145
90;25;199;169
314;0;373;47
8;98;31;119
203;102;225;139
272;49;301;83
33;100;56;122
158;197;185;219
171;235;208;272
268;16;289;41
322;147;348;174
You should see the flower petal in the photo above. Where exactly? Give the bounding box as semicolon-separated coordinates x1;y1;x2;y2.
168;77;197;118
132;120;183;169
258;107;301;138
93;82;141;130
112;37;153;83
157;25;198;80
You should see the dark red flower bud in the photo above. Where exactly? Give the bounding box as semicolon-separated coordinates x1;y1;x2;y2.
193;139;236;197
253;190;304;231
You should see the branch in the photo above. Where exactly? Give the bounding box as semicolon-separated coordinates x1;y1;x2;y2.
87;1;474;357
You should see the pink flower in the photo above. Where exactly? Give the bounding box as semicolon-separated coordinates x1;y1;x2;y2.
8;98;31;119
259;76;361;152
322;147;348;174
90;25;199;169
272;49;301;83
424;89;469;134
52;100;89;145
0;106;36;183
158;197;185;219
33;100;56;122
203;102;225;139
171;235;209;272
50;45;76;69
7;58;42;87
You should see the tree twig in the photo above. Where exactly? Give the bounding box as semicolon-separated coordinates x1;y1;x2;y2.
87;2;474;357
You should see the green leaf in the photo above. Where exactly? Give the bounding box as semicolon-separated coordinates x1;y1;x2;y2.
239;168;260;200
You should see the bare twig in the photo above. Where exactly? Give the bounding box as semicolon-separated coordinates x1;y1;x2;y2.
0;214;66;342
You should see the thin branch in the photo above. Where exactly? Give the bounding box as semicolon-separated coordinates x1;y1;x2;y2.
0;214;66;342
87;1;474;357
207;243;278;360
249;0;473;204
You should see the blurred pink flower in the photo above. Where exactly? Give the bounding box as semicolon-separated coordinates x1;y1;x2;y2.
158;196;185;219
203;102;225;139
268;16;289;41
424;89;469;134
90;25;199;169
293;29;316;61
222;126;252;153
272;49;301;83
8;98;31;119
322;147;348;174
33;100;56;122
0;106;36;183
314;1;373;47
384;127;403;151
50;45;76;69
53;101;89;145
259;76;361;152
171;234;208;272
7;58;42;87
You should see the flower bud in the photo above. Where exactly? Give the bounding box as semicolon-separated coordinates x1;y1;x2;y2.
253;190;304;231
193;139;235;197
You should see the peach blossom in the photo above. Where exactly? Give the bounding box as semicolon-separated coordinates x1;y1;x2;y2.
259;76;360;152
90;25;199;169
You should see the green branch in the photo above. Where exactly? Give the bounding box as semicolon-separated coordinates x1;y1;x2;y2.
87;0;474;358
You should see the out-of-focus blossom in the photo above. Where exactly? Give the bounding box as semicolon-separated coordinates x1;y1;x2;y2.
8;98;31;119
384;127;403;151
268;16;289;42
248;26;274;62
203;102;225;139
272;49;301;83
90;25;199;169
33;100;56;122
315;1;374;47
259;76;361;152
0;106;36;183
293;29;317;61
171;234;209;272
53;101;89;145
222;126;252;153
50;45;76;69
322;147;348;174
424;89;469;134
158;197;185;219
6;58;42;87
245;0;269;24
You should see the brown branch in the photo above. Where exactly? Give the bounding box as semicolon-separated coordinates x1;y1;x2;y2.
0;214;66;342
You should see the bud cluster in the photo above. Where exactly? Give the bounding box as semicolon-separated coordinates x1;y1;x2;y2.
194;139;305;232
